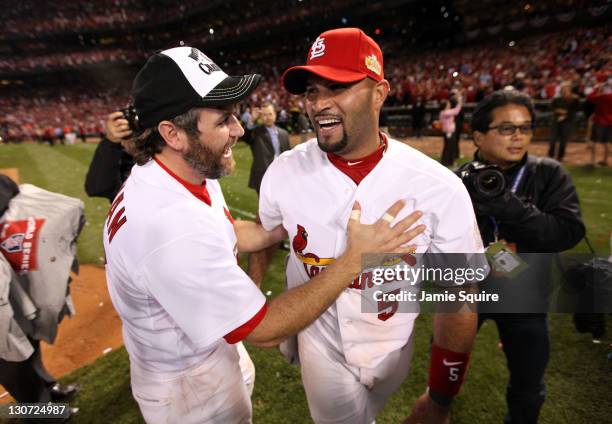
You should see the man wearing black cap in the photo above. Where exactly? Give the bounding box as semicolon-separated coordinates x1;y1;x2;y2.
102;46;425;423
253;28;485;423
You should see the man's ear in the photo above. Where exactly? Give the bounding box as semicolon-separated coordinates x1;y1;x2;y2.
157;121;186;152
373;79;390;110
473;131;485;148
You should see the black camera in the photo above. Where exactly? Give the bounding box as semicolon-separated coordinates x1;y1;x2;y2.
120;105;140;132
459;161;506;199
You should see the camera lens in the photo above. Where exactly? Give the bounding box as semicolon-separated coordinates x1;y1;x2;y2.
475;169;505;198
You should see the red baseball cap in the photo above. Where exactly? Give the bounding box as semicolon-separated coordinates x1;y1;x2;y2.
281;27;384;95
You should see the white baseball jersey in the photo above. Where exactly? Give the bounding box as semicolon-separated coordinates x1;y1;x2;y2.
259;136;484;370
103;159;266;373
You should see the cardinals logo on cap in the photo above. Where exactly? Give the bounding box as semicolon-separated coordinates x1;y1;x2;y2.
309;36;326;60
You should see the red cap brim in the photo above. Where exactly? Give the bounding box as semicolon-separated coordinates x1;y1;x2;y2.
281;65;368;95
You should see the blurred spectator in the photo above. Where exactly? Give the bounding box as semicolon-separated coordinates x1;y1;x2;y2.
242;103;290;195
548;82;580;161
586;79;612;166
451;89;466;149
411;96;426;138
439;95;463;166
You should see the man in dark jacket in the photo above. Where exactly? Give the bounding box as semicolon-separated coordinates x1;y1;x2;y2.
242;103;291;284
411;96;426;139
548;83;580;162
84;111;134;202
457;90;585;424
242;103;290;195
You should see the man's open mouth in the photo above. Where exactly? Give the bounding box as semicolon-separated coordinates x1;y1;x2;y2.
315;116;343;135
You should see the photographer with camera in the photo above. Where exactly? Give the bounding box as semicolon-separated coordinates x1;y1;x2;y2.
84;109;135;201
457;90;585;424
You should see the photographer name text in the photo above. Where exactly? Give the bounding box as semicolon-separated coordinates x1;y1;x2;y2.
373;289;499;303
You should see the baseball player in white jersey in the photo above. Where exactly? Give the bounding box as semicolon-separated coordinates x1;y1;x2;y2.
253;28;486;423
103;46;426;423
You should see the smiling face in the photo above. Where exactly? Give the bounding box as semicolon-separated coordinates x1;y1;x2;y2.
182;105;244;179
473;104;533;168
303;74;388;159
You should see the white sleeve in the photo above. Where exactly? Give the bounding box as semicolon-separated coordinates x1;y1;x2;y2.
258;166;283;231
137;231;266;349
430;185;484;254
427;185;489;285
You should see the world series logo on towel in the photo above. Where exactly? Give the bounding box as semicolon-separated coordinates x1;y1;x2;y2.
0;217;45;274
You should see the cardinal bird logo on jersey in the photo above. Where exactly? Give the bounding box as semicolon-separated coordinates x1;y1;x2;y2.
292;225;308;253
291;224;335;276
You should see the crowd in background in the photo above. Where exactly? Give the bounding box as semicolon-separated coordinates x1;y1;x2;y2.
0;0;212;36
383;27;610;105
0;0;361;39
0;87;129;144
0;0;610;146
0;49;148;73
2;23;609;143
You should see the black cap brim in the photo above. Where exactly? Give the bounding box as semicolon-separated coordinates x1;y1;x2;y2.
201;73;262;106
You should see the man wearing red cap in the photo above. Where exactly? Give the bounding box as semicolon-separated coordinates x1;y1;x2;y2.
254;28;485;423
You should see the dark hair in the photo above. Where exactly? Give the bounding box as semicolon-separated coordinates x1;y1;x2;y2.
471;90;536;134
260;102;275;111
125;108;202;165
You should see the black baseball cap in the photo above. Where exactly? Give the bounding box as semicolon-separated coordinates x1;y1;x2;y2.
132;46;261;128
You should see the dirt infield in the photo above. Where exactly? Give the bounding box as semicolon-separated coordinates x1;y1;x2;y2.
0;265;123;403
0;168;20;184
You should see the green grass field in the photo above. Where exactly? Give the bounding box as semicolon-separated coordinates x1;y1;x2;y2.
0;141;610;423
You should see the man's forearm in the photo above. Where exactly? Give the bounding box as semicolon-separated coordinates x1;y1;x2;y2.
234;219;286;253
425;290;478;407
246;252;361;347
248;244;278;288
432;309;477;353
